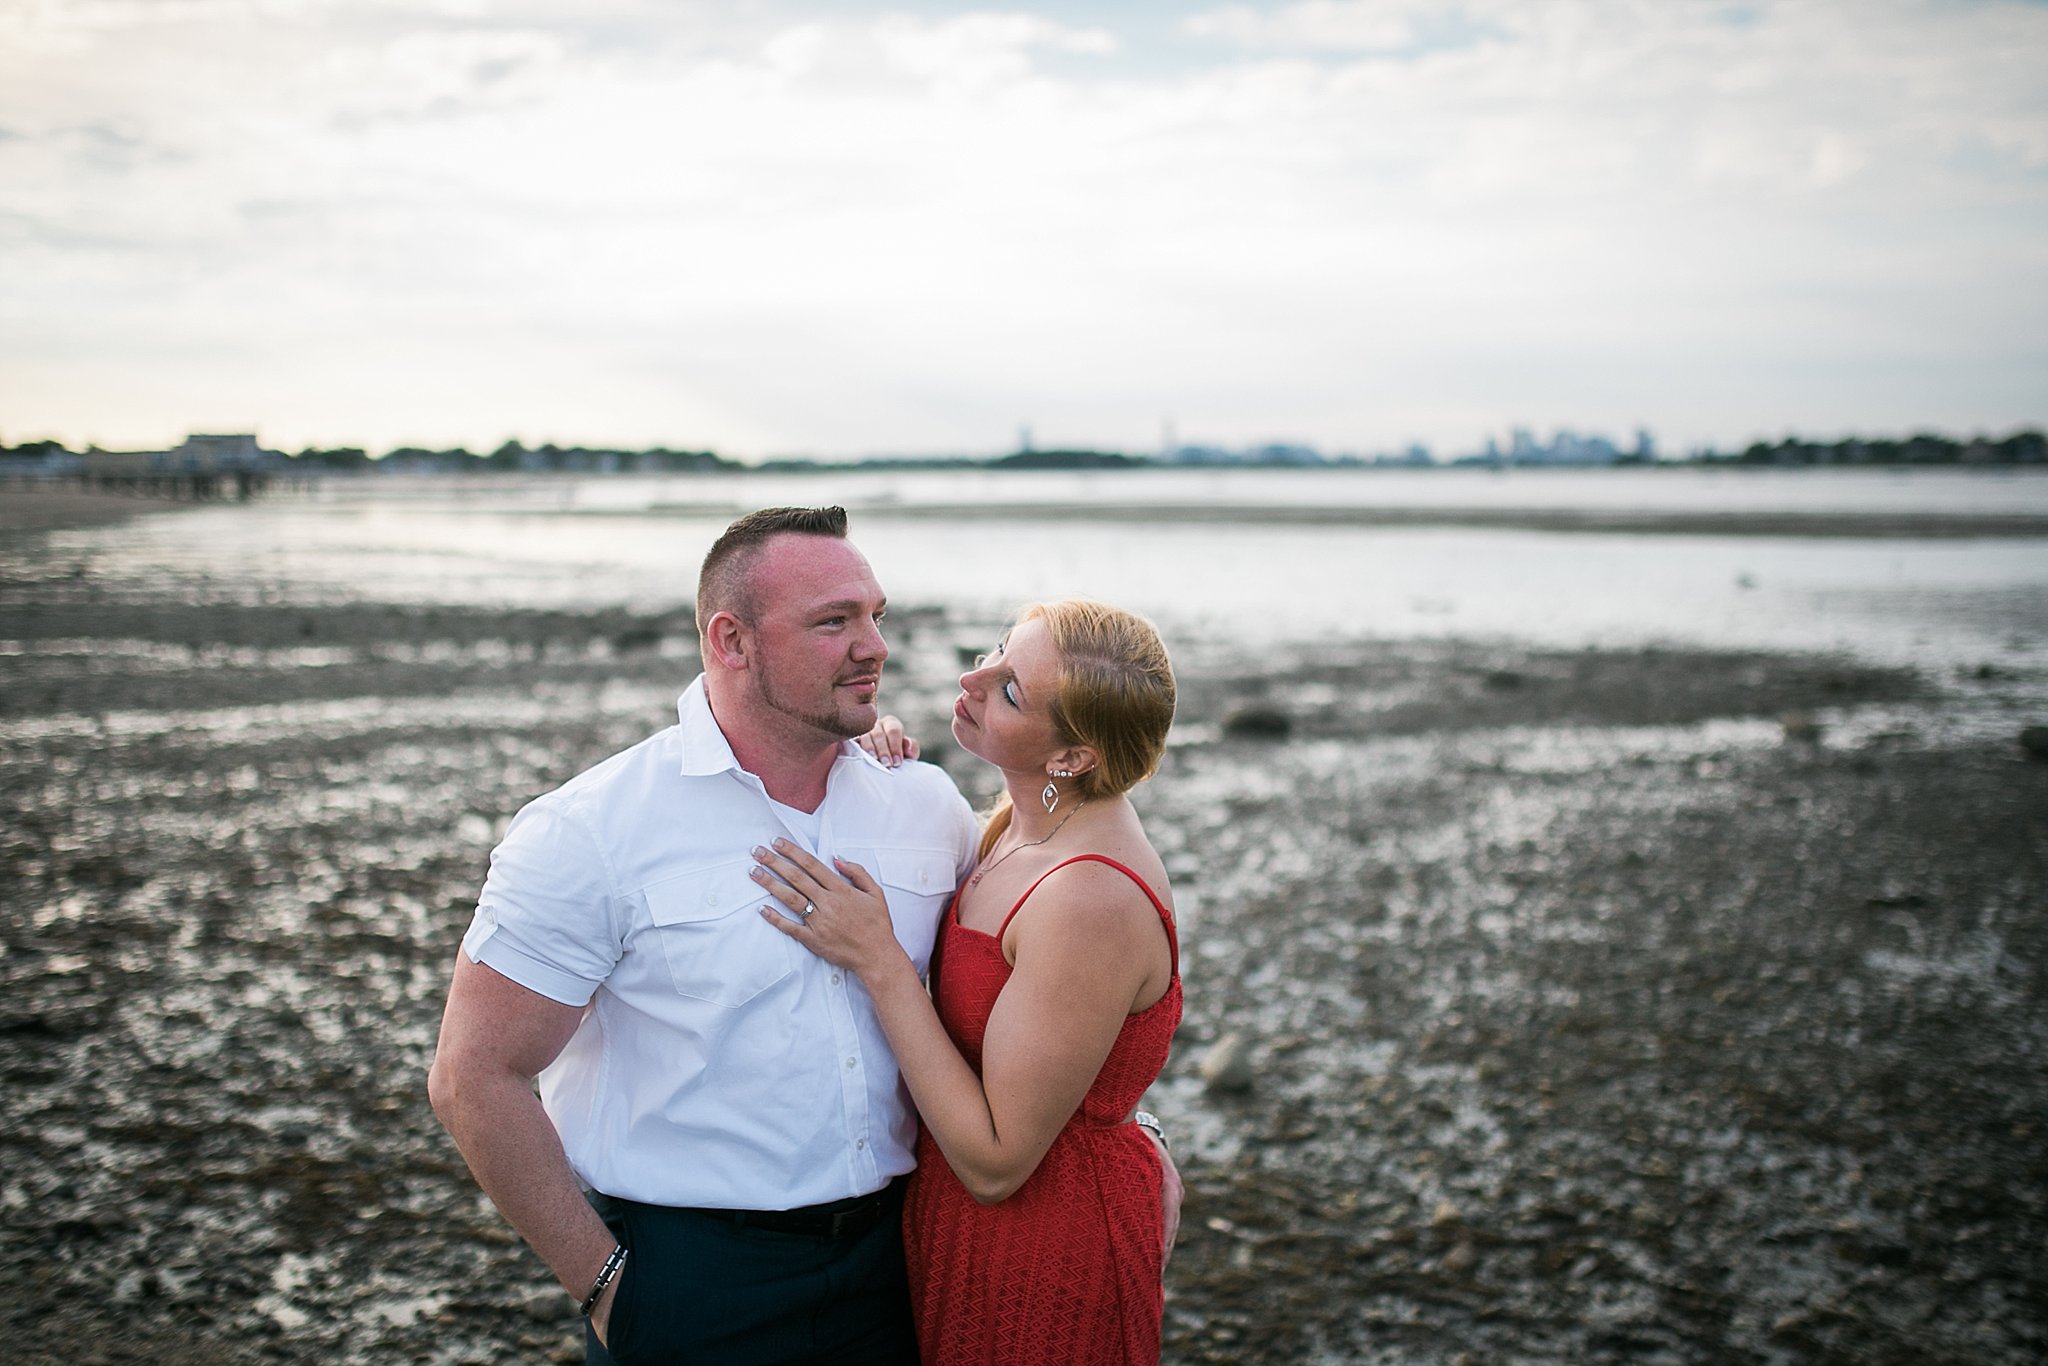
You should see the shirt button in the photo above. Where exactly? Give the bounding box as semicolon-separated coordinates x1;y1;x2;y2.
831;972;842;986
845;1058;857;1071
856;1138;866;1151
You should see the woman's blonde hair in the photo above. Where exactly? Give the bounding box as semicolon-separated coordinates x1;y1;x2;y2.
977;599;1176;859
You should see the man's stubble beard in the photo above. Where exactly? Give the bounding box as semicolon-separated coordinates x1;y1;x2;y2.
752;654;875;742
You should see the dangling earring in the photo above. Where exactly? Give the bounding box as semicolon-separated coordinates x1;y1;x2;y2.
1042;781;1059;814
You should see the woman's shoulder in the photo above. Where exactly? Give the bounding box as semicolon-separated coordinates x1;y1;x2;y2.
1020;844;1173;926
1002;846;1176;1003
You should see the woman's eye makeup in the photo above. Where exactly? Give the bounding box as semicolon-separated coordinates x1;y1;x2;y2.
972;637;1019;706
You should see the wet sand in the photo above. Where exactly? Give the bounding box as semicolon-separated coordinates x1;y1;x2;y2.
0;482;200;536
2;507;2045;1363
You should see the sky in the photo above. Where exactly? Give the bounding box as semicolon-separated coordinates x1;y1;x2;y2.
2;0;2045;462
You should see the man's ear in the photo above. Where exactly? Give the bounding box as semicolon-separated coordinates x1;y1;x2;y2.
703;611;751;671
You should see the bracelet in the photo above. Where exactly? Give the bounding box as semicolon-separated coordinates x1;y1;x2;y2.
579;1243;628;1318
1133;1110;1169;1152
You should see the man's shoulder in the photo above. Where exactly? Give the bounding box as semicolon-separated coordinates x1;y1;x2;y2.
838;756;976;859
849;752;968;808
534;723;685;813
498;722;713;879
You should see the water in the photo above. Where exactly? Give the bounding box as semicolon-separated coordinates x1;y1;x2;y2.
324;464;2048;518
58;467;2048;673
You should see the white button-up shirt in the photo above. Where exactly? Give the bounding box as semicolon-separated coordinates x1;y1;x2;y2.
461;677;978;1210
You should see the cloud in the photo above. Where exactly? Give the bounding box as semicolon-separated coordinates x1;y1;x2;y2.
1186;0;1498;55
876;11;1118;86
2;1;2045;455
320;26;575;124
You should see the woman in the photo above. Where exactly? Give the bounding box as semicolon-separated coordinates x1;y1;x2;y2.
751;598;1182;1365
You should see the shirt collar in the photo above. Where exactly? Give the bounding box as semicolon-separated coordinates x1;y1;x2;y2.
676;676;739;777
675;675;870;780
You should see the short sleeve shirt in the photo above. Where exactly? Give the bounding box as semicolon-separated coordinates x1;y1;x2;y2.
461;676;979;1209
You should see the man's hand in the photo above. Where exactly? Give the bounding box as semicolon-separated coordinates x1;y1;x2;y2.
589;1265;621;1348
1137;1122;1182;1271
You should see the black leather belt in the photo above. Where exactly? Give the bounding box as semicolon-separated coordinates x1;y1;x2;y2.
694;1180;900;1239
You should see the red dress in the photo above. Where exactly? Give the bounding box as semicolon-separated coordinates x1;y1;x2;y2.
903;854;1183;1366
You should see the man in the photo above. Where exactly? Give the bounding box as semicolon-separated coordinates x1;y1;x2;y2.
429;507;979;1363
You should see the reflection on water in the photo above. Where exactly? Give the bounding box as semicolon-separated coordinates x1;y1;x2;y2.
57;469;2048;673
319;465;2048;517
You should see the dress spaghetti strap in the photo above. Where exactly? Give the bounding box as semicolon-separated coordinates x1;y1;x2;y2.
995;854;1179;973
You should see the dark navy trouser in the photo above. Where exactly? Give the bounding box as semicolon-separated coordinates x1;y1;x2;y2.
583;1184;917;1366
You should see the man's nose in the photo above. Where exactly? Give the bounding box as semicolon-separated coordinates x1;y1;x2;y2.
856;616;888;664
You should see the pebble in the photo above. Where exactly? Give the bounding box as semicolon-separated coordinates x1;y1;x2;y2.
1198;1032;1255;1093
1220;705;1292;739
1781;711;1824;743
520;1286;565;1323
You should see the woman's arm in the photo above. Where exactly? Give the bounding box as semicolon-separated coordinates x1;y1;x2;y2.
754;844;1166;1202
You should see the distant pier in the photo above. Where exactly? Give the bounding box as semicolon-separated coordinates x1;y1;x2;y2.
72;432;311;502
71;466;303;502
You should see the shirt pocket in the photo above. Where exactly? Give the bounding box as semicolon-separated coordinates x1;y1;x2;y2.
866;848;961;976
641;860;795;1009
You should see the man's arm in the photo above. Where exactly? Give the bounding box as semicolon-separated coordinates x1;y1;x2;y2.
1134;1122;1183;1271
427;953;624;1336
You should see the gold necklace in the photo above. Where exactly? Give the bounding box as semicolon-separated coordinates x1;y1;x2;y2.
968;800;1088;887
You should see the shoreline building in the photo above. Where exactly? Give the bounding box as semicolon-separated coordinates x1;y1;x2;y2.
82;432;283;499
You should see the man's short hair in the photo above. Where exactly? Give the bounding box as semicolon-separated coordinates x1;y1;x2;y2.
696;506;850;635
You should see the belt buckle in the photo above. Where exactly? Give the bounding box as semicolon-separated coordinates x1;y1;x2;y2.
827;1209;851;1238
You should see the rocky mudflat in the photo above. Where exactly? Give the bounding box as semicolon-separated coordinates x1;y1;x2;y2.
3;513;2045;1364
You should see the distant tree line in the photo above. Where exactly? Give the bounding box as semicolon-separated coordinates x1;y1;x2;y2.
286;440;736;474
0;438;735;474
1702;430;2044;466
2;439;74;463
2;428;2042;472
991;448;1149;469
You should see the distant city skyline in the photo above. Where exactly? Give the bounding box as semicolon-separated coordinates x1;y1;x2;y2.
3;0;2045;463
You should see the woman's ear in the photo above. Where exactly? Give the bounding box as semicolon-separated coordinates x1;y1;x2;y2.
1050;745;1100;781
